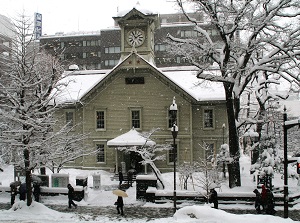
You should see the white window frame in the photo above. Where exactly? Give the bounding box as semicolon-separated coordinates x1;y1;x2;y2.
203;141;216;163
95;110;106;131
65;110;75;128
203;108;214;129
166;139;179;165
96;143;106;163
129;108;142;130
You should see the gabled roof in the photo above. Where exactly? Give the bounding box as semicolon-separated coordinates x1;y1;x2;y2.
113;8;160;28
54;51;225;106
107;128;156;147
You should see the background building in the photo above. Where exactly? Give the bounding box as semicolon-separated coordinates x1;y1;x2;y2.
40;12;219;70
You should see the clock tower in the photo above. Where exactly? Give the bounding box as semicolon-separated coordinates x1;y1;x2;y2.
113;8;160;64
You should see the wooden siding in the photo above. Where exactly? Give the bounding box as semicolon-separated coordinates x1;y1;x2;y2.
54;68;227;172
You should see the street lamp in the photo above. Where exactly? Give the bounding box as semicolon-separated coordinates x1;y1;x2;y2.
222;123;226;144
170;97;178;213
283;107;300;219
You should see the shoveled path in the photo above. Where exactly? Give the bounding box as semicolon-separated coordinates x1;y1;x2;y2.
1;202;300;221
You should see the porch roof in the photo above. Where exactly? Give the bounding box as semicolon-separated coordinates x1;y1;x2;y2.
107;128;156;147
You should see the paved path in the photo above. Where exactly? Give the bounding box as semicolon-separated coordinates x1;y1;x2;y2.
1;202;300;221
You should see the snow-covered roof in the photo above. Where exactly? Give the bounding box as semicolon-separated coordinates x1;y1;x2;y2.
116;2;156;18
53;70;110;105
160;67;225;101
54;64;225;105
0;14;14;38
107;128;156;147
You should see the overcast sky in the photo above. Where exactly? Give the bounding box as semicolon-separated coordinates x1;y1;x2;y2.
0;0;179;35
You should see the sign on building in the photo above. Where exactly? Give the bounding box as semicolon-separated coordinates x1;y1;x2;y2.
51;173;69;187
34;13;42;40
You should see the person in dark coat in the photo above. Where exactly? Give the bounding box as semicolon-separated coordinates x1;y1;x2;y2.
118;170;123;187
127;170;133;187
33;183;41;202
265;188;276;215
209;188;218;209
261;184;267;211
116;196;124;215
67;184;77;208
19;183;26;201
10;184;18;206
253;189;262;214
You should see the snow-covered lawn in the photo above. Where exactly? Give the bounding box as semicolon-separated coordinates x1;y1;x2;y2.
0;154;300;222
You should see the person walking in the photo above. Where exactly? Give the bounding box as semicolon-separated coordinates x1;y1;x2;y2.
67;184;77;209
127;170;133;187
19;183;26;201
10;184;18;206
261;184;267;211
118;170;123;187
116;196;124;215
33;183;41;202
253;189;262;214
265;188;276;215
209;188;218;209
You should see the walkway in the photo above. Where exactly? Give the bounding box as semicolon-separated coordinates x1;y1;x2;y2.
1;202;300;221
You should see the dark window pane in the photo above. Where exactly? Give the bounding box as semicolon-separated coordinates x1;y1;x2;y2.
131;110;140;128
96;144;105;162
96;111;105;129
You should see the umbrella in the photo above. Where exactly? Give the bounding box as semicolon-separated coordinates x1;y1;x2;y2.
32;175;42;184
112;189;128;197
9;181;21;188
209;182;217;189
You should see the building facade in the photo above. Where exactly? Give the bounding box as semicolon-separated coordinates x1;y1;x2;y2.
40;12;219;70
53;8;228;173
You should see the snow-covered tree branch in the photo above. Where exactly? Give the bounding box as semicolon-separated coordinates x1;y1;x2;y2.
168;0;300;188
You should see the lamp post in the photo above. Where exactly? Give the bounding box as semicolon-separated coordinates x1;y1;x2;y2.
283;107;300;218
222;123;226;144
170;97;178;213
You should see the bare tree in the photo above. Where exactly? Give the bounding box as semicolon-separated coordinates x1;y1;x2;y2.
41;123;97;173
167;0;300;188
0;15;109;205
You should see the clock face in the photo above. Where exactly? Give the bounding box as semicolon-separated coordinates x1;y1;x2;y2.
127;28;145;47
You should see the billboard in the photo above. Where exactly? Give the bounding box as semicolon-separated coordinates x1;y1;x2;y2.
34;13;42;40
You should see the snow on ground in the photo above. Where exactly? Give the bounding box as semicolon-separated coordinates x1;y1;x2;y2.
0;154;300;222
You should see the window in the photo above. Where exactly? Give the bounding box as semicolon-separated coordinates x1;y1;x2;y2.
168;144;177;163
104;59;119;67
131;110;141;129
154;44;166;52
96;144;105;162
203;109;214;128
96;111;105;129
168;109;177;129
205;143;215;162
66;111;74;127
180;30;204;38
125;77;144;84
105;46;121;54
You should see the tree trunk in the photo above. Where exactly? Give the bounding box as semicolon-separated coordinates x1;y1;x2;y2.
23;148;32;206
149;162;165;189
40;167;46;175
224;83;241;188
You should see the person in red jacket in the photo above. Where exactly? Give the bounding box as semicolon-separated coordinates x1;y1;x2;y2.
261;184;267;211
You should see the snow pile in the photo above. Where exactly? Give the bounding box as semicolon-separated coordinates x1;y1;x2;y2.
174;205;296;223
3;201;75;222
